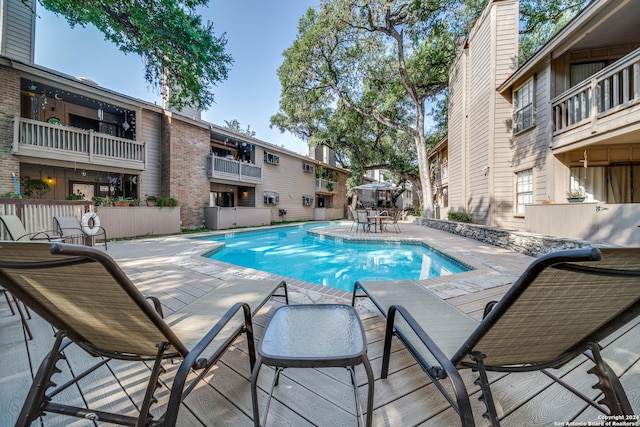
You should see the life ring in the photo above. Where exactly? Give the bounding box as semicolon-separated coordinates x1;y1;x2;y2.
81;212;101;236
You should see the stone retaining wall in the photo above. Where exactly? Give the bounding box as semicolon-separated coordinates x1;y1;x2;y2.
414;217;604;257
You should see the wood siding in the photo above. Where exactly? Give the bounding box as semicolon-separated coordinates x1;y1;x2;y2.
1;0;35;64
447;0;519;226
489;0;521;229
138;110;162;199
259;148;325;222
448;51;467;213
466;10;493;224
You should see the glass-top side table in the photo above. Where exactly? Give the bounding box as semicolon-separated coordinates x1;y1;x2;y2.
250;304;374;426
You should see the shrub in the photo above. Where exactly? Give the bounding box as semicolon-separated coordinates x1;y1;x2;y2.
448;211;473;223
66;190;85;200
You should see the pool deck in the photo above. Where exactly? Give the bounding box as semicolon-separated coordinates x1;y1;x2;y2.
1;220;639;426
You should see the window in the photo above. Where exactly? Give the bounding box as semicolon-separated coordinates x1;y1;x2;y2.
302;163;314;173
514;79;534;133
515;169;533;216
263;151;279;165
263;191;279;205
570;62;605;87
302;195;313;206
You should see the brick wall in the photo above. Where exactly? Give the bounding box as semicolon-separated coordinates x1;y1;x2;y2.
0;67;21;194
161;114;210;228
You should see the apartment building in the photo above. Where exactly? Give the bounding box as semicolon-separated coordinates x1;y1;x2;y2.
0;0;347;230
446;0;640;246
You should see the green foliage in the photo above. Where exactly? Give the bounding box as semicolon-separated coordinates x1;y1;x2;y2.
156;197;178;207
223;119;256;137
24;179;50;198
518;0;588;64
92;196;113;207
448;211;473;223
272;1;466;213
1;192;23;199
35;0;233;110
66;190;85;200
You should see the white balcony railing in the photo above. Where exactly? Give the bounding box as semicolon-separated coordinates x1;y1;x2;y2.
315;178;338;193
552;47;640;137
207;155;262;184
12;117;146;170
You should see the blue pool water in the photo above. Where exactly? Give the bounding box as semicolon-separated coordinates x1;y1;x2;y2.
204;224;471;292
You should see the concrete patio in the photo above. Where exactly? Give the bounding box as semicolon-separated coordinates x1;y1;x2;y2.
1;221;638;426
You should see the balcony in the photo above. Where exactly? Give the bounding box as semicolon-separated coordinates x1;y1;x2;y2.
434;163;448;187
207;154;262;184
315;178;338;193
551;47;640;151
12;117;146;170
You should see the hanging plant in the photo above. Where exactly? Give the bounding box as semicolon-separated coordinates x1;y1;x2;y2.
24;179;50;198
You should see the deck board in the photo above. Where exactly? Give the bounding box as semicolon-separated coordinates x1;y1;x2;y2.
3;285;639;426
2;224;639;426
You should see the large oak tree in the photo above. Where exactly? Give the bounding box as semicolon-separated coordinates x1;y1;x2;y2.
272;1;460;216
31;0;233;110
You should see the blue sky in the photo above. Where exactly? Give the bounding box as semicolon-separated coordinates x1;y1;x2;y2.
33;1;317;155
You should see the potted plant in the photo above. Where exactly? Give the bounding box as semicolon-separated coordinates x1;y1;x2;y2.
157;197;178;207
24;179;50;198
92;196;113;207
66;190;85;200
145;195;157;207
541;195;554;204
566;187;586;203
114;197;130;207
131;198;140;206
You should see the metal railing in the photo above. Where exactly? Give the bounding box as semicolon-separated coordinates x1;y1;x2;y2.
13;117;146;170
552;47;640;136
207;155;262;184
315;178;338;193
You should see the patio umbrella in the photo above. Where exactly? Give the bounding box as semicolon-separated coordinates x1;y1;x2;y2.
353;182;399;191
353;182;399;208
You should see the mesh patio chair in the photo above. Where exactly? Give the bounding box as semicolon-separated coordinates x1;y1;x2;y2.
352;247;640;426
381;210;401;233
0;241;288;427
355;210;371;233
0;214;61;242
54;215;108;249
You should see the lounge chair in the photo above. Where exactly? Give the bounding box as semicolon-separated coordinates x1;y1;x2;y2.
352;248;640;426
0;214;61;241
54;214;108;249
0;241;288;427
0;285;32;340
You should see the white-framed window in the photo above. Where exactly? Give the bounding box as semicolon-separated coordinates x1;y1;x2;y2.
515;169;533;216
514;78;534;133
302;195;313;206
263;151;279;165
263;191;279;205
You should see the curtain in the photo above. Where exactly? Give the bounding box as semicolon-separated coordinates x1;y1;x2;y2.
608;165;630;203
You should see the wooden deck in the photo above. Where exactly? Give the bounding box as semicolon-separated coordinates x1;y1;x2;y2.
1;283;638;426
1;222;639;426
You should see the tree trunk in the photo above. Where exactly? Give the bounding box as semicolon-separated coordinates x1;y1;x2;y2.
415;134;434;218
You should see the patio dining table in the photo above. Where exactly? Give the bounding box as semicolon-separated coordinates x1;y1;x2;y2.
367;214;390;233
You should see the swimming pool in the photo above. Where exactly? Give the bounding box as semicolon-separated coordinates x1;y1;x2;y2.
203;223;472;292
